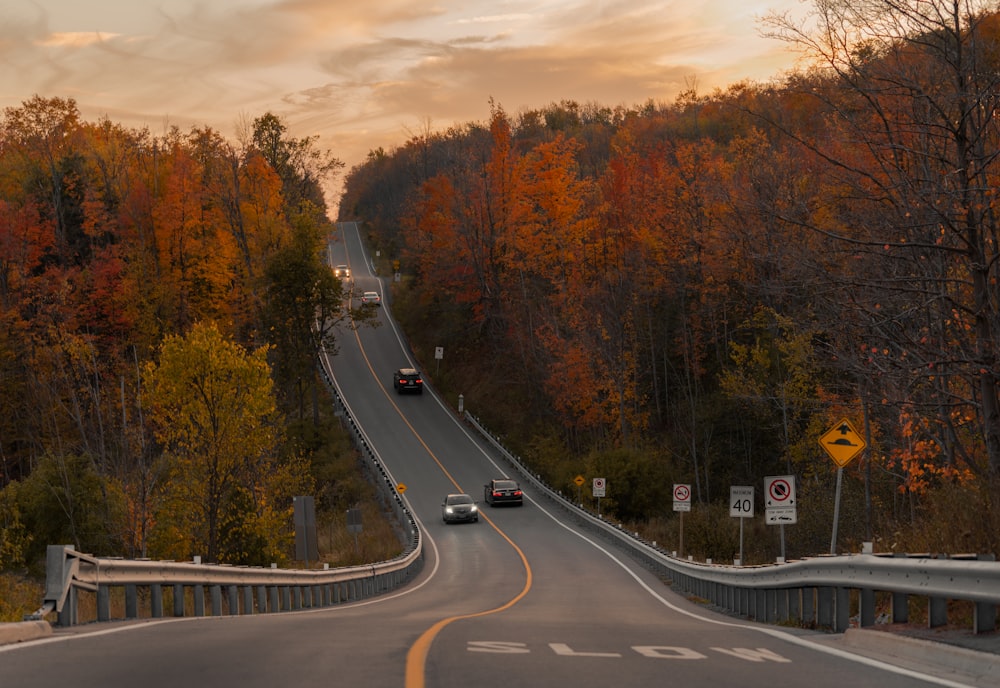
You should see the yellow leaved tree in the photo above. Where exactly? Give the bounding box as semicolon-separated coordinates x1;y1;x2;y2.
143;321;311;564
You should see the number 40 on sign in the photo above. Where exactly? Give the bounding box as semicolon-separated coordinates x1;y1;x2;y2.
730;486;754;518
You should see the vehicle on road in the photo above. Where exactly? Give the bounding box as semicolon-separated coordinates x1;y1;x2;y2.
484;479;523;506
334;264;351;279
361;291;381;305
393;368;424;394
442;493;479;523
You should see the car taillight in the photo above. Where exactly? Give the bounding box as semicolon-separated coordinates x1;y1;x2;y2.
492;491;501;497
514;490;522;496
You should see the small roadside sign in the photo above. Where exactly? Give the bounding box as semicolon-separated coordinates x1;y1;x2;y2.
764;475;797;525
673;484;691;512
593;478;606;497
730;486;754;518
574;475;585;487
819;418;866;467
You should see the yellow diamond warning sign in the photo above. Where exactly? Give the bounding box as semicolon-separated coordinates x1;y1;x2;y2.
819;418;866;467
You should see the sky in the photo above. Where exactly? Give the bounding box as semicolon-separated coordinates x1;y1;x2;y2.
0;0;812;211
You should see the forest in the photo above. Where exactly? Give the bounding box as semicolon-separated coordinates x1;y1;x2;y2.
3;0;1000;585
338;1;1000;560
0;93;386;580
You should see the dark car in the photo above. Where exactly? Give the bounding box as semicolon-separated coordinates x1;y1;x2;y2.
393;368;423;394
441;493;479;523
484;478;523;506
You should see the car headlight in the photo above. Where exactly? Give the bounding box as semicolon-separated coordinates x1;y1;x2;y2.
470;505;478;512
444;507;454;514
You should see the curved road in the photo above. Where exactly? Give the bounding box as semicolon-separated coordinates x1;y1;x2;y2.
0;222;978;688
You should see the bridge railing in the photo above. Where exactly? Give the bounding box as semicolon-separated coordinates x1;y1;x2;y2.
463;411;1000;635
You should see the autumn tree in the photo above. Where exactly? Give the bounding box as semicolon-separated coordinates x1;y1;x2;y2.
143;321;309;564
249;112;343;217
764;0;1000;478
263;208;365;422
0;96;87;265
151;142;238;330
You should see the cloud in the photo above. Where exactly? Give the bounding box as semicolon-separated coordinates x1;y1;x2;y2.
0;0;806;209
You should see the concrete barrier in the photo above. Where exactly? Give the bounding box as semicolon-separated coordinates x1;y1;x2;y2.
0;620;52;646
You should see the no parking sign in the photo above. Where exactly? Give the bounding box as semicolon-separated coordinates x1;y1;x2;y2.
593;478;606;497
764;475;797;524
673;484;691;512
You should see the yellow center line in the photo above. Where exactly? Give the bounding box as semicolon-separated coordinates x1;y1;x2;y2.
345;301;533;688
405;529;531;688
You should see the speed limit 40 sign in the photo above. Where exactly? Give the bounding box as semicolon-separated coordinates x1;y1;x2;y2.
730;486;754;518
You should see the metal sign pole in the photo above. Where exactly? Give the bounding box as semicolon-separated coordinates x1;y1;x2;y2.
739;516;744;564
679;511;684;558
830;467;843;554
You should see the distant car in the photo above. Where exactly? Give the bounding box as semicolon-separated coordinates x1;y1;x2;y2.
334;264;351;279
361;291;381;305
393;368;423;394
484;478;523;506
442;493;479;523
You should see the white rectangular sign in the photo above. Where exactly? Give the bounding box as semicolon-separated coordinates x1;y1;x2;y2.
672;484;691;512
730;486;754;518
593;478;606;498
764;475;797;525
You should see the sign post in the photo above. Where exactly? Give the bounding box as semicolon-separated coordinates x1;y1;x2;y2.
673;484;691;557
574;474;585;504
593;478;606;516
819;418;866;554
293;496;318;567
729;486;754;565
764;475;797;561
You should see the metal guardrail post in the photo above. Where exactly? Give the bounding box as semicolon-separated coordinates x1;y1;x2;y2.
211;585;222;616
834;587;850;632
859;588;875;627
151;584;163;618
174;584;185;617
776;589;788;622
61;588;77;627
125;584;138;619
801;588;815;625
194;585;205;616
98;586;111;622
975;553;997;634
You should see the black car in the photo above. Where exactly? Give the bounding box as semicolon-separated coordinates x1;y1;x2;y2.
393;368;423;394
484;478;523;506
441;493;479;523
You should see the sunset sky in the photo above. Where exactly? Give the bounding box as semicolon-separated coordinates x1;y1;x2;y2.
0;0;812;210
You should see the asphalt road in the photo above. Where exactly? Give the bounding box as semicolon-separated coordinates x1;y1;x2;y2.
0;222;990;688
